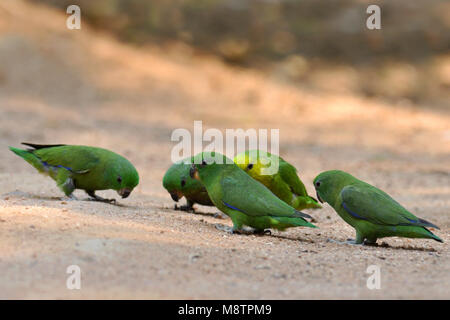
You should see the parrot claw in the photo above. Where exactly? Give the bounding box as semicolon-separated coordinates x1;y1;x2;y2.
230;228;253;235
363;239;378;246
86;191;117;204
64;194;78;201
215;224;234;234
89;197;117;204
327;238;363;246
215;224;271;236
253;229;272;236
174;204;195;212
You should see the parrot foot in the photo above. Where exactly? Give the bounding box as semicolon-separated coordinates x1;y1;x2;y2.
231;228;256;235
86;191;117;204
327;238;363;246
215;224;235;234
63;194;78;201
363;239;378;246
215;224;270;235
90;197;117;204
253;229;272;236
232;227;271;235
174;204;195;212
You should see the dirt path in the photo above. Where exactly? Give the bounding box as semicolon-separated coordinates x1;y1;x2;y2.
0;1;449;299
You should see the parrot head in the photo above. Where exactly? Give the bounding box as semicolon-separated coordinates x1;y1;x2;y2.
234;150;261;175
162;158;195;202
313;170;353;204
234;150;279;179
190;152;233;182
234;151;252;171
107;157;139;198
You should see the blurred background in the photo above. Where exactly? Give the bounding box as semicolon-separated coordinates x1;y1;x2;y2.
0;0;449;299
0;0;448;215
34;0;450;108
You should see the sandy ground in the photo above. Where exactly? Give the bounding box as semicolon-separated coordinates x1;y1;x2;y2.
0;1;449;299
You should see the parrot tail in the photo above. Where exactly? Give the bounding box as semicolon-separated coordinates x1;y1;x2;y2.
273;216;317;229
9;146;47;173
21;142;66;150
416;218;440;230
294;210;312;219
424;227;443;243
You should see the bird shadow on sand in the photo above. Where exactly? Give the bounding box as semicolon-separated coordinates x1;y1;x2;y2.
369;241;438;252
1;190;138;208
269;233;316;244
83;198;139;208
210;222;316;243
162;205;226;219
326;237;439;252
2;190;61;201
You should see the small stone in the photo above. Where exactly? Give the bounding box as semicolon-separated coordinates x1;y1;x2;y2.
254;265;271;270
189;254;202;262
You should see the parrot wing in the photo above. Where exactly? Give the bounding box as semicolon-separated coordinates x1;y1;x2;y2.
340;185;439;229
32;146;100;174
220;170;312;219
278;160;308;196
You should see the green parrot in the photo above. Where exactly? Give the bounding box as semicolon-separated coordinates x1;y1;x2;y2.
162;157;214;212
9;143;139;203
190;152;317;234
313;170;442;245
234;150;321;210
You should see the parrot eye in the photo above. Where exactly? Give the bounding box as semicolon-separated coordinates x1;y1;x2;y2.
315;181;321;188
181;179;186;187
117;176;122;183
247;163;254;170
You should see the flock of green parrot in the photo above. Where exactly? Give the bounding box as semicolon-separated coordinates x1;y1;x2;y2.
9;143;443;245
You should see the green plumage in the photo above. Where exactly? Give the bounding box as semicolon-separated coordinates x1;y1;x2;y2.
314;170;442;244
162;157;214;210
234;150;321;210
191;152;316;233
9;143;139;201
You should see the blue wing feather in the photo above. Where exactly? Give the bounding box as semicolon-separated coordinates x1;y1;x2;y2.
342;202;367;220
222;200;245;213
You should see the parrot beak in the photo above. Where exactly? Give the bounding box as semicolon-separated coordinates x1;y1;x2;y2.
189;165;200;180
169;191;180;202
316;191;323;203
118;188;131;199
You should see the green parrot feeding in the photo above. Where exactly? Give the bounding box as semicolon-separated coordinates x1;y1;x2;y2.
234;150;321;210
9;143;139;203
162;157;214;211
190;152;317;234
313;170;442;245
